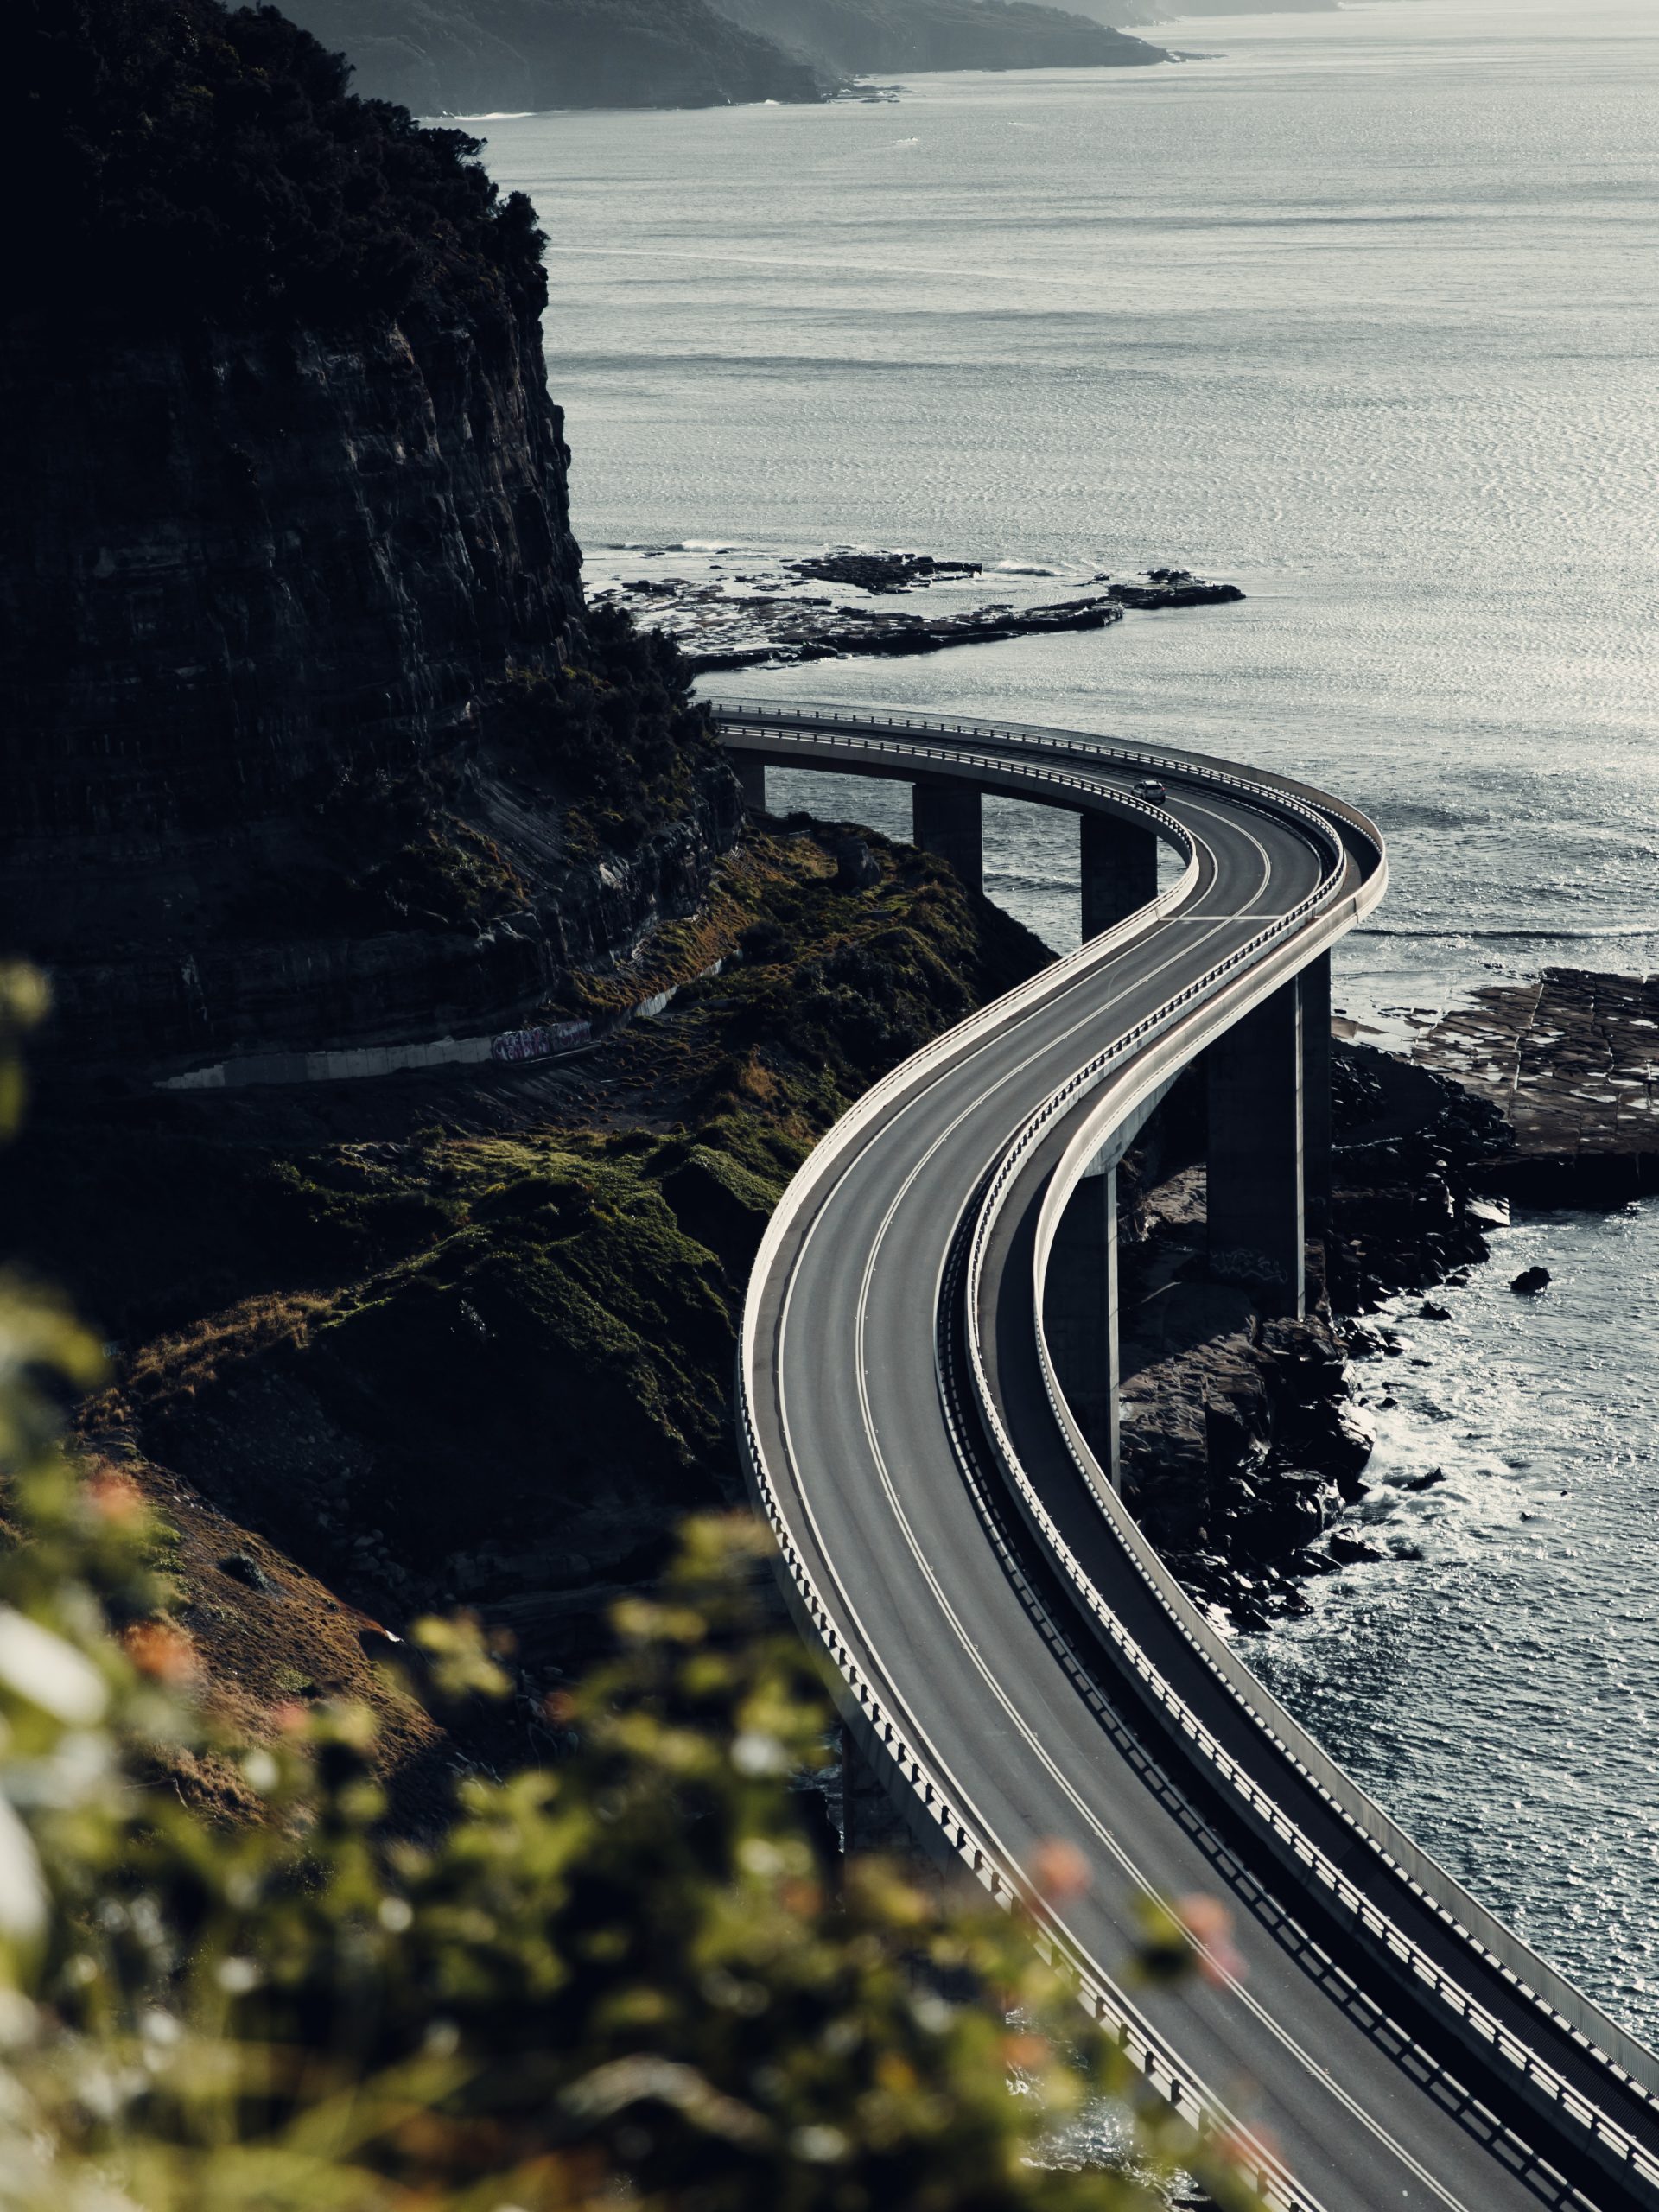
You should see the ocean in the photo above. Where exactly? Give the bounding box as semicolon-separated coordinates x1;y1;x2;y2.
478;0;1659;2038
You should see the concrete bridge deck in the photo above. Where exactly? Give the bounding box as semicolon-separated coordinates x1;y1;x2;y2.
719;701;1659;2212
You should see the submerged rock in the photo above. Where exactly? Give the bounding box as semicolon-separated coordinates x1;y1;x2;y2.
1510;1265;1552;1295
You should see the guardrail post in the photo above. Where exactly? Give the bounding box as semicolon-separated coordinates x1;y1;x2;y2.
1081;810;1158;939
1300;950;1332;1237
1205;978;1305;1319
1043;1154;1120;1485
912;776;983;894
733;754;768;812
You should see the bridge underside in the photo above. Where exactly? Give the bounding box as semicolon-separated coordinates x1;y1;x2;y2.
734;741;1332;1475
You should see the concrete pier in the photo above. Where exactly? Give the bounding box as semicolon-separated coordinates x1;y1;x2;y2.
1300;951;1332;1237
1081;810;1159;940
912;777;983;895
734;755;768;811
1043;1156;1119;1484
1206;977;1305;1318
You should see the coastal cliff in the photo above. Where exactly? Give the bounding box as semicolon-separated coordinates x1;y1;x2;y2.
708;0;1168;73
278;0;831;113
8;0;741;1078
279;0;1166;115
3;0;1052;1781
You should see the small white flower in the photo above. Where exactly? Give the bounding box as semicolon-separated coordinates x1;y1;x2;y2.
241;1749;279;1795
790;2125;849;2164
378;1896;414;1932
0;1988;38;2049
731;1731;787;1777
0;1608;106;1725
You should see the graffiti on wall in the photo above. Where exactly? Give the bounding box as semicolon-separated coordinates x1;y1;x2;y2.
490;1020;591;1065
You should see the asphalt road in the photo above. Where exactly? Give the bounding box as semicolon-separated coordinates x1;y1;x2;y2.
723;705;1659;2212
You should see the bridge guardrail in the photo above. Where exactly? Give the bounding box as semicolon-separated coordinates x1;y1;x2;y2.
1026;1018;1659;2113
729;706;1656;2063
714;700;1357;879
931;767;1659;2190
725;729;1315;2198
724;708;1659;2208
961;993;1659;2197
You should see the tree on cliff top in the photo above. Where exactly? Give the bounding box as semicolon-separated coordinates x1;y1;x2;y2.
16;0;545;329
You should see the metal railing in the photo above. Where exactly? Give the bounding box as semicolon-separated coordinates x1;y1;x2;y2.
722;706;1659;2207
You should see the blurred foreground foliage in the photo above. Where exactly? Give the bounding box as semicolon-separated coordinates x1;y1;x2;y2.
0;976;1255;2212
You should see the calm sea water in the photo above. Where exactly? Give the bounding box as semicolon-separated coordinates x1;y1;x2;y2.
480;0;1659;2038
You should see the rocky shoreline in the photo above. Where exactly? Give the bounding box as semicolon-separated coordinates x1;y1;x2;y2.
1409;965;1659;1203
1128;968;1659;1635
1117;1039;1511;1631
590;544;1244;677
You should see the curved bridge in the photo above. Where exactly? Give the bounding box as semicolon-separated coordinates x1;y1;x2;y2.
715;701;1659;2212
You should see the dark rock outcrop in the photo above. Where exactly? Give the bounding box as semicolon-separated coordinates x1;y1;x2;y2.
1116;1040;1513;1623
790;551;984;593
687;594;1124;674
599;546;1243;673
1412;967;1659;1203
1105;568;1244;611
1325;1042;1511;1311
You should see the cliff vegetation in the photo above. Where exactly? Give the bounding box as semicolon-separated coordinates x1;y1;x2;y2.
6;824;1052;1753
16;0;545;330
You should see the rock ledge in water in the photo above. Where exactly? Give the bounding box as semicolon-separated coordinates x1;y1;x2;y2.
1412;968;1659;1202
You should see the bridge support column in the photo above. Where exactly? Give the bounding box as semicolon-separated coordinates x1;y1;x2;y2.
1043;1155;1119;1486
734;755;768;811
912;778;982;895
1300;951;1332;1239
1206;976;1305;1319
1081;810;1159;940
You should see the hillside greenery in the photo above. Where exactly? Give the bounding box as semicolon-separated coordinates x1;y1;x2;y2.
0;969;1258;2212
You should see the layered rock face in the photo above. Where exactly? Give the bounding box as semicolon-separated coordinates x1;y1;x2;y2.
3;283;739;1078
6;0;747;1082
3;306;578;841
